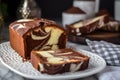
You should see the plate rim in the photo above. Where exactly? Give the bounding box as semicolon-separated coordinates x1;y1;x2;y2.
0;42;106;79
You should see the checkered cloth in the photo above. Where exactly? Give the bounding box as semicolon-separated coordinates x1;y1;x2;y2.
86;39;120;66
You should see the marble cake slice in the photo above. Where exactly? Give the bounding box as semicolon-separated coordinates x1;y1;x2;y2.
31;48;89;74
66;14;110;36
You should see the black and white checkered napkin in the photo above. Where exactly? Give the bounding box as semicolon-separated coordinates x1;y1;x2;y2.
86;39;120;66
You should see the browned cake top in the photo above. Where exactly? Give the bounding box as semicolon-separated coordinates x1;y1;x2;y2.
35;48;89;64
9;18;63;36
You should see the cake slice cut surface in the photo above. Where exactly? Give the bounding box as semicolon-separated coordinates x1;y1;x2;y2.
31;48;90;74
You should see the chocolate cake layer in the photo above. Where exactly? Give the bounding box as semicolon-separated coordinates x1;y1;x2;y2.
31;48;89;74
9;18;67;59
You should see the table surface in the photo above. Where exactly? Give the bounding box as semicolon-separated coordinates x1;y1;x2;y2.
0;24;98;80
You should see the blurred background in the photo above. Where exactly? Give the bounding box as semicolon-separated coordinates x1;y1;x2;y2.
1;0;115;23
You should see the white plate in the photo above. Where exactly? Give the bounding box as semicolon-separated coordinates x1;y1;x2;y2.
0;42;106;80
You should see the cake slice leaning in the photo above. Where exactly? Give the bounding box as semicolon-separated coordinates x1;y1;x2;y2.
66;14;110;36
31;48;89;74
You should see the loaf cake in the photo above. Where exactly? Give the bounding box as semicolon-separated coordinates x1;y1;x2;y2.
31;48;89;74
9;18;67;59
66;14;110;36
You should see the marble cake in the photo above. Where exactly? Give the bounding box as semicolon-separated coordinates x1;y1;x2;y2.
66;14;110;36
31;48;89;74
9;18;67;59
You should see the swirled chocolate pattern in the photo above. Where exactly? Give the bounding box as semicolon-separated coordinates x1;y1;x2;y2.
9;18;67;59
31;49;89;74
